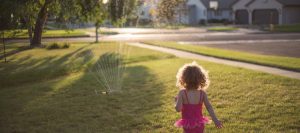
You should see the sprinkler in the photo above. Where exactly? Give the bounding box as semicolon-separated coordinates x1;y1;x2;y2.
87;43;131;95
102;91;109;95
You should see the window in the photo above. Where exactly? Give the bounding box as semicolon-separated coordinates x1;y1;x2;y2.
209;1;218;10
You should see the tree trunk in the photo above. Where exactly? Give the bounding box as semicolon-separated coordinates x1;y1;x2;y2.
2;31;6;62
136;16;140;27
28;25;33;45
24;16;33;45
31;1;51;47
95;25;99;43
110;0;117;22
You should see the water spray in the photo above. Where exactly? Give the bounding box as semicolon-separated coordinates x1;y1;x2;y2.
86;43;131;95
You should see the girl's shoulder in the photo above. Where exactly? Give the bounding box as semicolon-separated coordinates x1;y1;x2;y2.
199;89;206;93
178;89;191;97
178;89;186;95
199;90;208;101
199;90;207;95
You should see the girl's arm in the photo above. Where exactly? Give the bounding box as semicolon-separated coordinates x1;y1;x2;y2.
203;92;223;128
175;90;184;112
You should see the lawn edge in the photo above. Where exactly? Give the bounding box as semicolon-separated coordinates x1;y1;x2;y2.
141;41;300;72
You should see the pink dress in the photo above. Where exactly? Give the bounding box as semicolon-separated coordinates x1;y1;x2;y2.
175;90;210;133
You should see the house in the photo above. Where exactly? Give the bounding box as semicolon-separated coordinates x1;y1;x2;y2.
233;0;300;25
184;0;207;25
200;0;238;22
138;0;300;25
185;0;300;25
183;0;238;25
138;0;237;25
137;0;159;23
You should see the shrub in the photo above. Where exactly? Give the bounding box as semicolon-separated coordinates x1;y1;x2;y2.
207;19;232;24
198;19;207;25
46;42;60;49
46;42;70;50
62;43;70;48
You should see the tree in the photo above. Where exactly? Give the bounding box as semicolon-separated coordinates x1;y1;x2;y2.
158;0;184;23
0;0;22;62
109;0;137;27
1;0;138;46
1;0;105;47
78;0;108;43
94;9;107;43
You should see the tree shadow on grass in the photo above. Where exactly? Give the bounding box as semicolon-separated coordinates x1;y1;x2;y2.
0;42;31;59
0;50;167;132
48;52;168;132
0;46;96;132
41;65;166;132
0;44;93;88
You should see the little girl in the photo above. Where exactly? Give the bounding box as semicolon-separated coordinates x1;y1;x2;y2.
174;62;222;133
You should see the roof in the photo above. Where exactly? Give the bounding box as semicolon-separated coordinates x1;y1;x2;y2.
246;0;300;7
245;0;255;7
276;0;300;6
200;0;239;9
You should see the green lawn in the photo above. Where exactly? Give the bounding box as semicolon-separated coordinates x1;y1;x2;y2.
0;43;30;57
99;31;119;35
0;42;299;132
207;27;239;32
142;41;300;72
273;24;300;32
3;29;89;38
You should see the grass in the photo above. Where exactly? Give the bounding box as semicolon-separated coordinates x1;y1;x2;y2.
0;42;299;132
273;24;300;32
142;41;300;72
3;29;89;38
0;43;30;57
207;26;239;32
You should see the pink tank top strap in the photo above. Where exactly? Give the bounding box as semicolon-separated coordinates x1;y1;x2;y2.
184;90;190;104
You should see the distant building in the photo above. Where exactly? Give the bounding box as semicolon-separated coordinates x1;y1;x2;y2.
185;0;207;25
138;0;300;25
201;0;238;22
137;0;159;23
233;0;300;25
181;0;237;25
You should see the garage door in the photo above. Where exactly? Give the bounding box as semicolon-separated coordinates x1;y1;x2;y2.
252;9;279;25
235;10;249;24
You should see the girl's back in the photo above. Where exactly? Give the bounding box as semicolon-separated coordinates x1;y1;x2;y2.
175;90;209;130
182;90;203;105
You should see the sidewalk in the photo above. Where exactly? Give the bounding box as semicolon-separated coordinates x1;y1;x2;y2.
128;42;300;80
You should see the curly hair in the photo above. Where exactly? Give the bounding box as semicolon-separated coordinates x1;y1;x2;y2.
176;61;210;90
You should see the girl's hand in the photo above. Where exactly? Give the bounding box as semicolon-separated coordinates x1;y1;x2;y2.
174;96;178;102
215;120;223;128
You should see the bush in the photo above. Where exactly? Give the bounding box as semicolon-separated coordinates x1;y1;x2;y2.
62;43;70;48
46;42;60;49
207;19;232;24
46;42;70;50
198;19;207;25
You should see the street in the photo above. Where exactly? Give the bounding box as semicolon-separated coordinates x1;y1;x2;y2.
6;28;300;57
